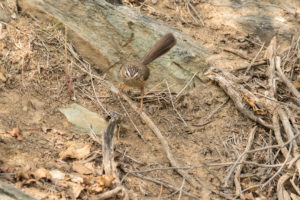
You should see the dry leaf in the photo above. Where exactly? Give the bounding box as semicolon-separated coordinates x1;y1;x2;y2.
242;93;266;115
34;167;51;180
244;192;255;200
7;127;23;140
86;175;115;193
96;175;115;187
16;165;31;181
59;143;91;160
68;182;83;199
69;174;83;183
72;162;93;175
0;72;6;82
293;81;300;89
49;170;65;180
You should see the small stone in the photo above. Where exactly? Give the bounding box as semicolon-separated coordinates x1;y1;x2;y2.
22;106;28;112
0;72;6;82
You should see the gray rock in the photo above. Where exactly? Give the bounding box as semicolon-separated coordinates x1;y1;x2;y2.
59;103;108;135
0;8;10;23
18;0;209;92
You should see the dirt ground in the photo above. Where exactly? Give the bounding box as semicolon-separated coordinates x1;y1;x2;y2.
0;1;299;200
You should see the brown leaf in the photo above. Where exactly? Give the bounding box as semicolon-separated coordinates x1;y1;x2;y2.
244;192;255;200
242;93;266;115
68;182;83;199
293;81;300;89
34;167;51;180
96;175;115;187
86;175;115;194
59;143;91;160
7;127;23;140
72;162;93;175
0;72;6;82
16;165;32;181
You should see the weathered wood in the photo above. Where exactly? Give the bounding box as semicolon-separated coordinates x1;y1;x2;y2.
18;0;209;92
0;180;36;200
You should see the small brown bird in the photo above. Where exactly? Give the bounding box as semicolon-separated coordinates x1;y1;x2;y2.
119;33;177;112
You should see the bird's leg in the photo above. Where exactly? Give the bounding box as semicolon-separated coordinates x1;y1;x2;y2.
139;87;144;114
118;83;126;95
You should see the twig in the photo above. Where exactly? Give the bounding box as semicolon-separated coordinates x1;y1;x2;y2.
275;56;300;105
177;176;186;200
192;98;229;126
206;67;273;129
273;110;289;159
266;37;277;98
158;184;163;199
88;65;110;116
186;1;204;26
85;75;201;188
208;161;283;168
276;174;291;200
129;172;200;200
166;81;188;127
234;127;257;199
118;97;145;141
247;131;300;154
229;60;267;72
97;186;122;200
245;43;265;74
254;92;300;111
223;47;251;60
290;173;300;195
278;107;298;154
262;143;292;188
176;71;198;99
224;126;257;187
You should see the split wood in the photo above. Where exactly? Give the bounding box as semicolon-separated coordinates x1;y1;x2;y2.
99;112;129;200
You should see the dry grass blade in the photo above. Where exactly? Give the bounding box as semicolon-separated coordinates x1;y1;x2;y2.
275;56;300;105
224;126;257;187
166;80;188;127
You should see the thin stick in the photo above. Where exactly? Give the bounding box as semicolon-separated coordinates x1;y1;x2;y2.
290;173;300;195
273;110;289;159
118;97;145;141
177;176;186;200
223;47;251;60
193;98;229;126
275;56;300;105
206;67;273;129
245;43;265;74
208;161;283;168
261;143;292;188
234;126;257;199
88;65;110;116
229;60;267;72
96;186;122;199
131;172;200;200
166;81;188;127
224;126;257;187
247;132;300;154
176;71;198;99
